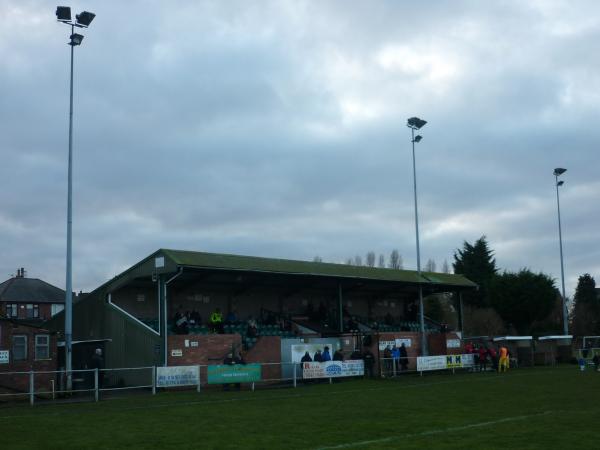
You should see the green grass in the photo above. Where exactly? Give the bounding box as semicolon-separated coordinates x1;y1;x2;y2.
2;367;599;449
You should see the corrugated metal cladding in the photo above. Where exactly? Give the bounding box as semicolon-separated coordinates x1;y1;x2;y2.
46;293;161;370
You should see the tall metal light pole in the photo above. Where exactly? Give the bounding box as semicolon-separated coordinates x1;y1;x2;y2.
407;117;427;355
554;167;568;335
56;6;95;390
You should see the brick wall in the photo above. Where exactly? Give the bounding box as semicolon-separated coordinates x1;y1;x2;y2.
0;321;57;394
244;336;282;381
167;334;242;367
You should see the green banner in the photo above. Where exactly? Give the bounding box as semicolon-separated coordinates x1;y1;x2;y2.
207;364;262;384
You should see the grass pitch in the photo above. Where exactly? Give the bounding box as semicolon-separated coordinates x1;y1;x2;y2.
2;366;599;449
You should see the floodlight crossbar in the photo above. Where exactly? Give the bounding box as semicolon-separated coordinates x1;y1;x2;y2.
407;117;427;130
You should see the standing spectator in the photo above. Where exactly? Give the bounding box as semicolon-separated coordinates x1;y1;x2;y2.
300;351;312;363
488;346;498;372
391;345;400;374
91;348;105;388
399;343;409;372
223;352;244;391
333;349;344;361
313;349;323;362
478;346;488;372
383;345;392;377
322;346;332;362
592;353;600;372
363;347;375;378
465;341;474;354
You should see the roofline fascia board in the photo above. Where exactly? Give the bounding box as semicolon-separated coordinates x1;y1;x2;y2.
178;264;427;286
107;293;160;336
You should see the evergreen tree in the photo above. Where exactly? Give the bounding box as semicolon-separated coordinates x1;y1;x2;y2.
453;236;497;307
571;274;599;335
490;269;556;334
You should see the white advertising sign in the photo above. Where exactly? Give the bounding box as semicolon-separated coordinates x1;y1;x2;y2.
0;350;9;364
156;365;199;387
417;354;475;372
446;339;461;348
302;360;364;379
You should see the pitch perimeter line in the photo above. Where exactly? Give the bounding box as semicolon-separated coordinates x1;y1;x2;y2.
315;411;554;450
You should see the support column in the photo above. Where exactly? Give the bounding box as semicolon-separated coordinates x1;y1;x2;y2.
458;292;464;336
158;276;167;367
338;283;344;333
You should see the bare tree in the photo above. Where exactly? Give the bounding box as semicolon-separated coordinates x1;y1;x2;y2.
425;258;436;272
313;256;323;263
378;254;385;268
353;255;363;266
389;250;402;269
365;251;376;267
345;257;354;265
442;259;450;274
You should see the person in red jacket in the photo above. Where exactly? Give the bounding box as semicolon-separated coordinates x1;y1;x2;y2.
478;346;488;372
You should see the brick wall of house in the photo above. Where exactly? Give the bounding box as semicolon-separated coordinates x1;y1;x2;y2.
1;303;54;321
0;321;57;394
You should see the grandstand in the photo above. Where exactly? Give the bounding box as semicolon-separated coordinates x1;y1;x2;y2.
45;249;476;371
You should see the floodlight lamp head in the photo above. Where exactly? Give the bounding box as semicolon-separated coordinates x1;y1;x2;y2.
76;11;95;27
69;33;84;46
414;135;423;143
56;6;71;21
557;180;564;187
554;168;567;176
407;117;427;130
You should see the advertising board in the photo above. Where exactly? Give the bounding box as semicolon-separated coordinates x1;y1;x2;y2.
207;364;262;384
302;360;364;379
156;365;199;387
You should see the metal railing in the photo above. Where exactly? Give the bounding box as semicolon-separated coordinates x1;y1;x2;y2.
0;355;530;406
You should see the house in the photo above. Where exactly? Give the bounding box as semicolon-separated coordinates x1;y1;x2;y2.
0;316;58;394
0;268;65;322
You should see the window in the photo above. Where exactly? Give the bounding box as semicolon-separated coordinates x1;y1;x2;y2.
35;335;50;360
26;304;39;319
6;303;18;318
51;304;64;316
12;335;27;361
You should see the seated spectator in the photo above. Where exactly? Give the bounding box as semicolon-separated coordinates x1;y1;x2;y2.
174;310;189;334
210;307;224;333
322;346;332;362
384;312;394;326
333;349;344;361
225;310;237;324
247;321;257;338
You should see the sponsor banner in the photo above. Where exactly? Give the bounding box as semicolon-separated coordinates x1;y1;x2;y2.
207;364;262;384
417;354;475;371
378;338;412;351
156;365;199;387
0;350;9;364
302;360;364;379
446;339;461;348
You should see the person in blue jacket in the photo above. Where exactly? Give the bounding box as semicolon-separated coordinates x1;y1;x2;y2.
321;346;332;362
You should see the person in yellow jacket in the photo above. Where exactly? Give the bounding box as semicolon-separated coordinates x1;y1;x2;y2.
498;346;509;373
210;307;223;333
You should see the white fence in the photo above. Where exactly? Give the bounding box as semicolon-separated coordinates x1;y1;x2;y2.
0;355;507;406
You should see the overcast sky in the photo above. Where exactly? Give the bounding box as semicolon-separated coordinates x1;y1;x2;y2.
1;1;599;298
